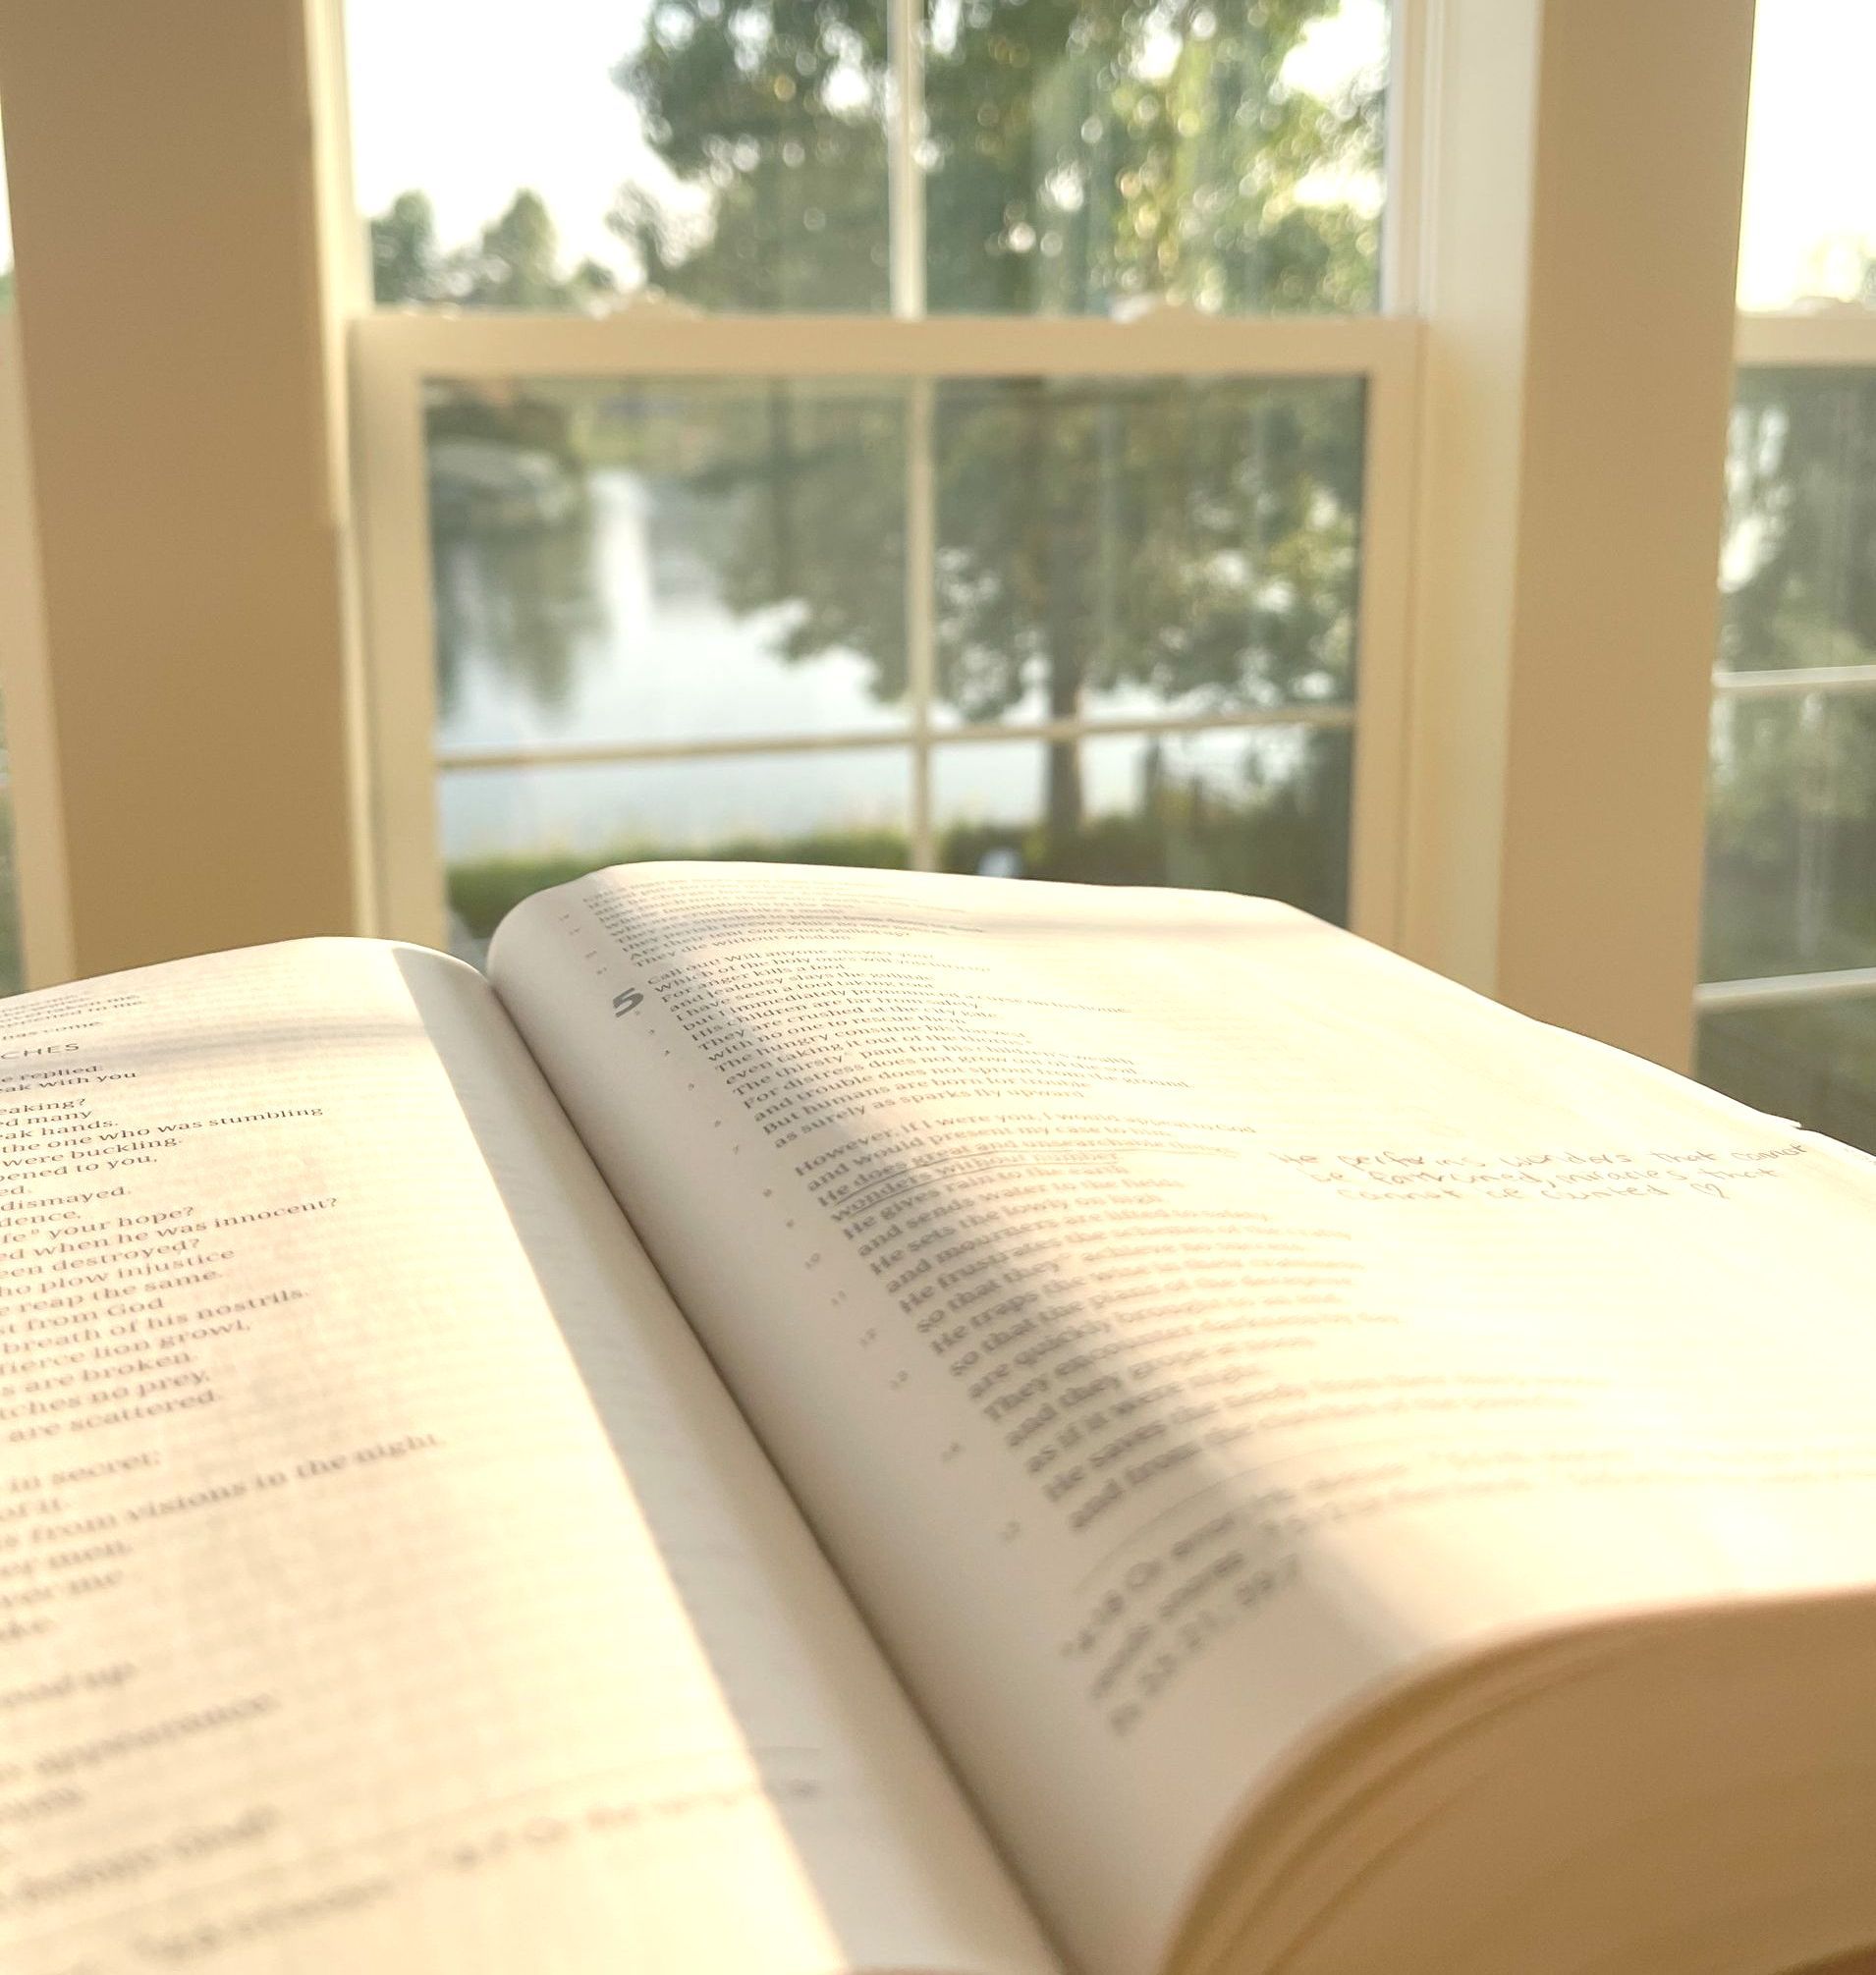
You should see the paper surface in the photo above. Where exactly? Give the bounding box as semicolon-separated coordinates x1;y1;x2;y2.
492;864;1876;1975
0;939;1054;1975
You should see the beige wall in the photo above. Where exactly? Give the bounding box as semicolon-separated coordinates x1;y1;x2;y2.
0;0;361;976
1404;0;1754;1071
1495;0;1755;1069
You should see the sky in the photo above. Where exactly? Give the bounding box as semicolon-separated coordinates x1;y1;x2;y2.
0;0;1872;306
1736;0;1876;305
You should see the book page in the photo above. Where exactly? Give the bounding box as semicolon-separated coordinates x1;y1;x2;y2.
0;939;1055;1975
490;864;1876;1975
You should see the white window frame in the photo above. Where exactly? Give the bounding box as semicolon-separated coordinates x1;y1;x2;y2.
352;311;1421;952
1698;306;1876;1020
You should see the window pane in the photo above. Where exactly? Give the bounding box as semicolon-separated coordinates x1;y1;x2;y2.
1697;1002;1876;1157
933;725;1352;921
429;379;909;753
1702;691;1876;983
1721;370;1876;676
349;0;890;310
424;370;1368;932
922;0;1388;313
933;377;1364;723
1705;372;1876;997
1737;0;1876;310
442;748;911;958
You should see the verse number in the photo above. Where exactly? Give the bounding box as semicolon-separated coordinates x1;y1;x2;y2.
612;990;644;1015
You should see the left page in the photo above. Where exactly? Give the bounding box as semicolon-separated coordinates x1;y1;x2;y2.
0;939;1055;1975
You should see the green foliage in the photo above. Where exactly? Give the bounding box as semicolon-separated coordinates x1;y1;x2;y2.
446;741;1347;941
613;0;1380;313
942;730;1350;913
449;826;912;937
929;378;1360;713
1723;369;1876;681
610;0;891;308
370;192;440;304
922;0;1380;314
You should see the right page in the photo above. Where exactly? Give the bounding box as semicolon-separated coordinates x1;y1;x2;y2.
490;865;1876;1975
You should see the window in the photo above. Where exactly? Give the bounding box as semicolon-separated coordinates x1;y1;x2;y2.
1698;0;1876;1151
345;0;1410;961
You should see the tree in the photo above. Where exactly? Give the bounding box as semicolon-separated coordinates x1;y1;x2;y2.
610;0;891;310
610;0;1379;881
368;192;615;720
458;191;618;310
370;191;442;304
370;188;617;310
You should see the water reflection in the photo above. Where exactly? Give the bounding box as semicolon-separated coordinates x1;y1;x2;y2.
434;482;602;722
432;465;903;763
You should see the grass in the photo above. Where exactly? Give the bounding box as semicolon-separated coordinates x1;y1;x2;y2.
447;826;912;941
446;800;1347;944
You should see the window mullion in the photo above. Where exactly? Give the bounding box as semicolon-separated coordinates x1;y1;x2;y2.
887;0;926;321
906;378;937;870
1380;0;1429;315
887;0;934;864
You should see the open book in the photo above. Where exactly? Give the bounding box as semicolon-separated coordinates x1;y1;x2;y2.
2;862;1875;1975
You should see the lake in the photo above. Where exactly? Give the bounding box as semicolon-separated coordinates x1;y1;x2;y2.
430;466;1291;864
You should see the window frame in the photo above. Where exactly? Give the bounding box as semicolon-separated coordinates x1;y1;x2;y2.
352;320;1420;958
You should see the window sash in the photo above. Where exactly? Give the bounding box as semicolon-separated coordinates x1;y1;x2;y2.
353;308;1421;949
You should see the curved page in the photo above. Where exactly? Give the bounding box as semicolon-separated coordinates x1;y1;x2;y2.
490;865;1876;1975
0;939;1053;1975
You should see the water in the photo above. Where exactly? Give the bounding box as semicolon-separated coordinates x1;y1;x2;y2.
431;466;1270;862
